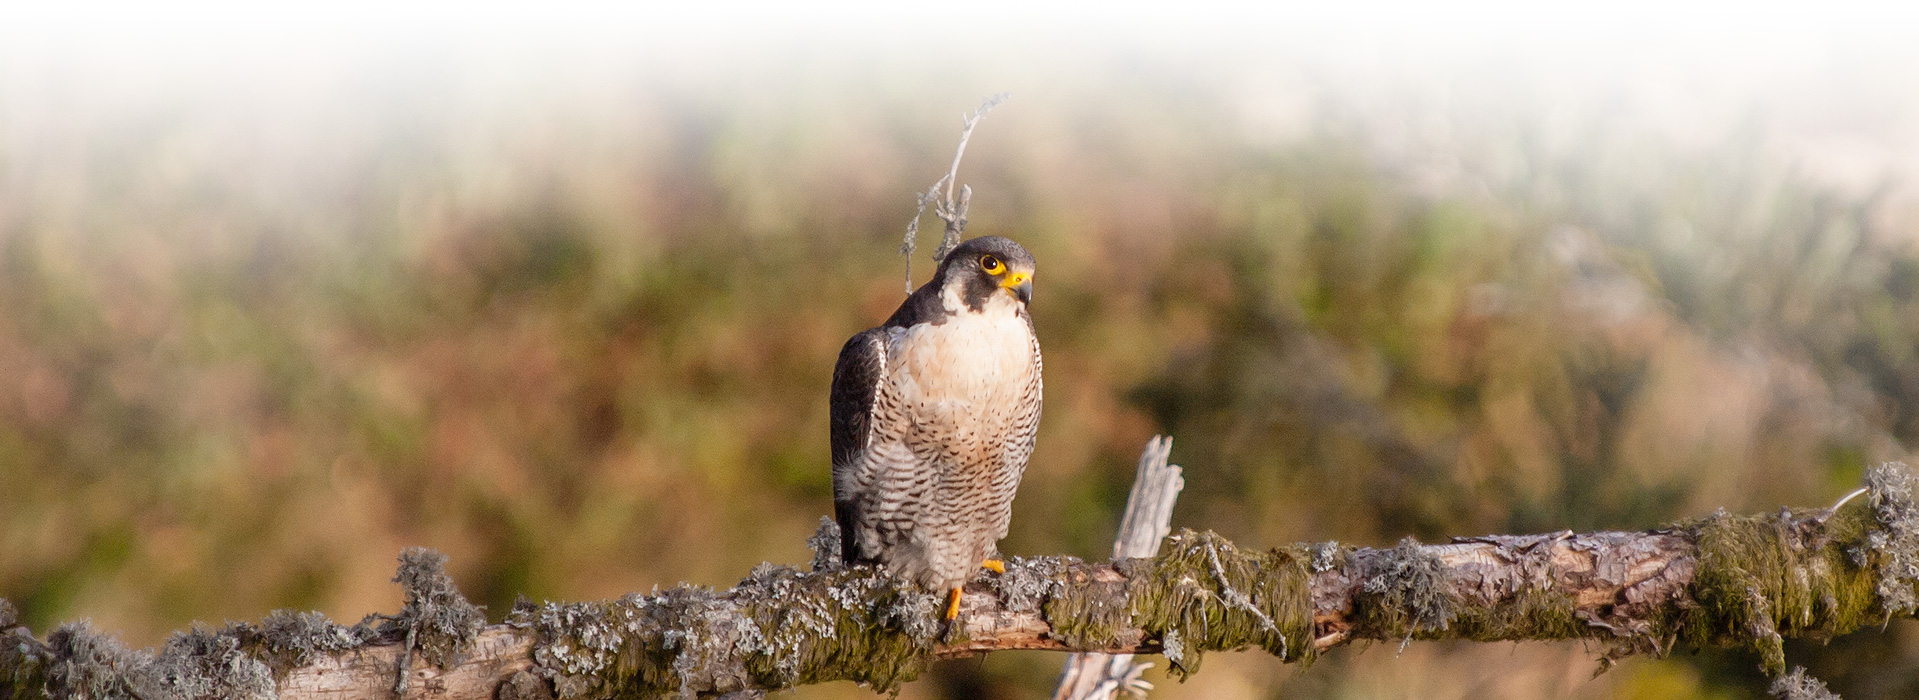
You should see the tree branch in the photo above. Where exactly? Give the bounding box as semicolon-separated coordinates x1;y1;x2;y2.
3;463;1916;699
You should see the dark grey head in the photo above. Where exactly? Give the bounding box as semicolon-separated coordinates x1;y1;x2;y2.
937;236;1036;309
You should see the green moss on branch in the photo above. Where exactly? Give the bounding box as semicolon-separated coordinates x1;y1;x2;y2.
1676;506;1878;675
1109;530;1313;677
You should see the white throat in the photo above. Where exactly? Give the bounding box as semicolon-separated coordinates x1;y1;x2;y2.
939;282;1023;319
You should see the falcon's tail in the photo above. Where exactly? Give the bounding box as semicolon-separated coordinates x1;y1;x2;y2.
834;499;869;565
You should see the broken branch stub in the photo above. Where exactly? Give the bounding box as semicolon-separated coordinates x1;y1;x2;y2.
1053;435;1184;700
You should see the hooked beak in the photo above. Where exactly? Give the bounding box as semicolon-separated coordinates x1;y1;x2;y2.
1001;271;1033;304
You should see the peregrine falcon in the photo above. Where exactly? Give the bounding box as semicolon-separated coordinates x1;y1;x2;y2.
831;235;1042;620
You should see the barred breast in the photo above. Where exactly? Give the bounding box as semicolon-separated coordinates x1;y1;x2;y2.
856;294;1041;591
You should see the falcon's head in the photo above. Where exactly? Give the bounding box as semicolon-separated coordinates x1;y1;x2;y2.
938;236;1036;310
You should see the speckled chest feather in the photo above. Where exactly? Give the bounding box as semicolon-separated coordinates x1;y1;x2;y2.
832;285;1043;591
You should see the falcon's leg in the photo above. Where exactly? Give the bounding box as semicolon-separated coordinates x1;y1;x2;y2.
943;587;963;621
943;562;1009;622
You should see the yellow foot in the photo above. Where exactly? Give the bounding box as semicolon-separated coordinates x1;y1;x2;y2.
943;587;963;621
982;559;1006;574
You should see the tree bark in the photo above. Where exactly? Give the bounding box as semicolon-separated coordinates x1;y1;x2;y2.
2;464;1915;700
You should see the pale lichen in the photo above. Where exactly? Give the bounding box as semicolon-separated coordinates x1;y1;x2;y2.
732;565;833;683
385;547;487;669
147;626;276;700
41;621;147;699
1159;628;1184;669
4;601;372;699
250;609;379;669
0;598;42;698
1354;536;1455;648
1769;666;1841;700
1854;462;1919;620
657;587;763;698
994;556;1070;614
806;518;843;574
509;563;950;697
1308;541;1341;573
511;596;632;696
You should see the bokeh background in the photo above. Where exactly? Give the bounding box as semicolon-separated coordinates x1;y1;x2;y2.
5;4;1919;698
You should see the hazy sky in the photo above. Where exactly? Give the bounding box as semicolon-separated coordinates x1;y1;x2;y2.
4;3;1911;63
5;3;1918;205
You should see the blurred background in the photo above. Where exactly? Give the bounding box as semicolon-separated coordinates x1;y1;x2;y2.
4;3;1919;698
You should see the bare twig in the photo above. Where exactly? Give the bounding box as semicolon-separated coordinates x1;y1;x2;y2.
1053;436;1183;700
900;93;1010;293
1830;487;1869;514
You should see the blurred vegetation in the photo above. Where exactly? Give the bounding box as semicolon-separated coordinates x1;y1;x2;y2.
2;49;1918;699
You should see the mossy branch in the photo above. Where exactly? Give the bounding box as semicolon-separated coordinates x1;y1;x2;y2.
4;464;1917;699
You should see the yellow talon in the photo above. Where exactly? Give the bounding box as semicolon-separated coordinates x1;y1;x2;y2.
944;587;963;620
982;559;1005;574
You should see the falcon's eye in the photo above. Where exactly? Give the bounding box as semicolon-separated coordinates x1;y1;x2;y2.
979;255;1005;274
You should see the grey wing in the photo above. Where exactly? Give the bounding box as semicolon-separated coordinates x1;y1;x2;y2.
829;328;888;563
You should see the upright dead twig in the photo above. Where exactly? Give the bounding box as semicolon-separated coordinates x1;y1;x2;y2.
900;93;1010;293
1052;436;1185;700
